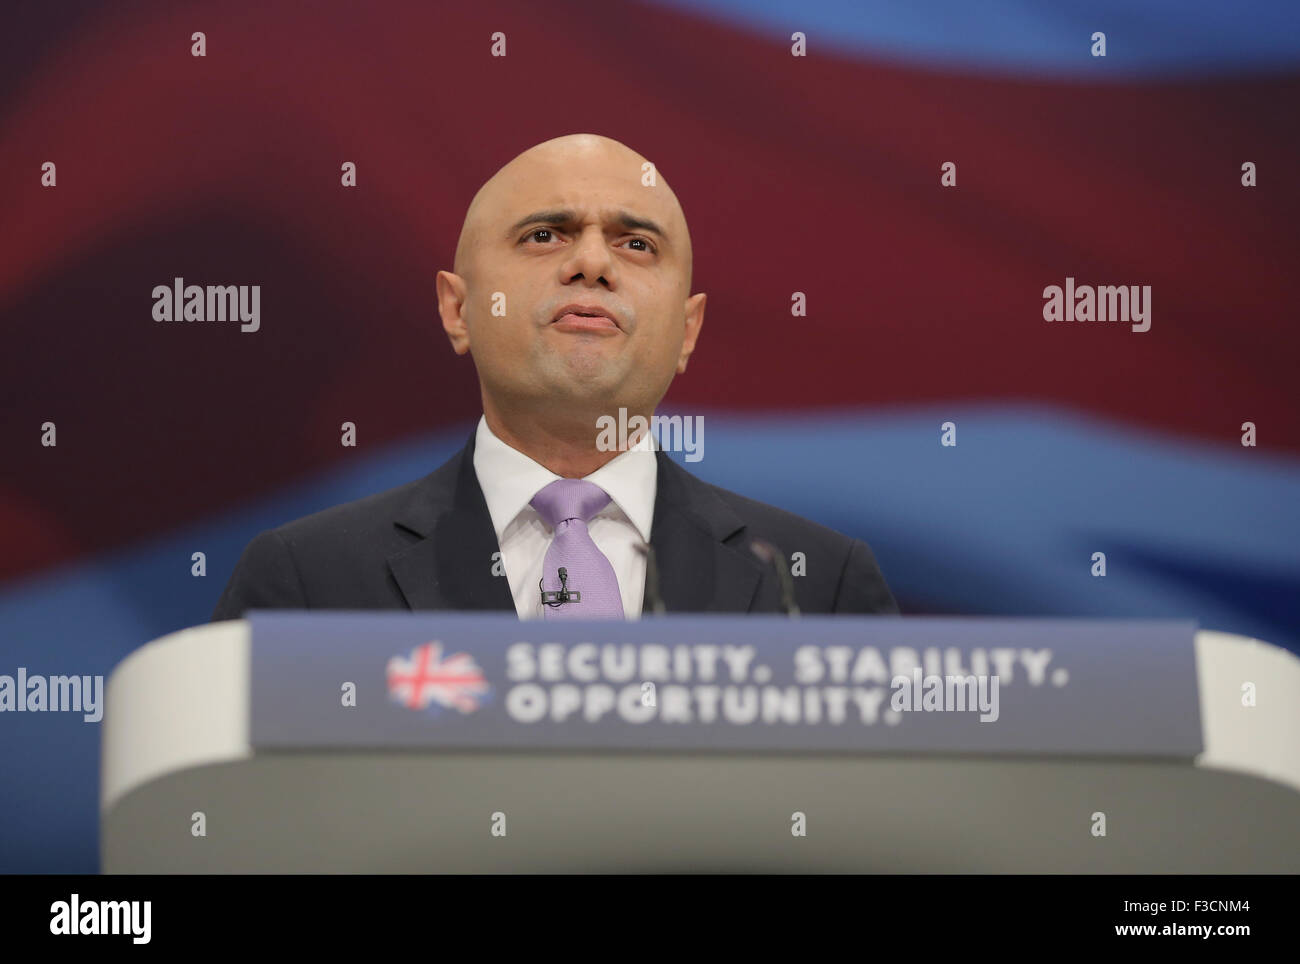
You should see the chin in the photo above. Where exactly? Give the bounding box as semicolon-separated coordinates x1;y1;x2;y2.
548;351;620;387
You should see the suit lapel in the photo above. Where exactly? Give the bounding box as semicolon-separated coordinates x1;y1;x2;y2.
649;450;766;613
387;433;767;614
387;431;516;612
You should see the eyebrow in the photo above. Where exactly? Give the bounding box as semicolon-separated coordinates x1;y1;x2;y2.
507;208;668;241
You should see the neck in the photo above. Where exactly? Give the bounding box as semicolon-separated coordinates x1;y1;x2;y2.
483;395;652;478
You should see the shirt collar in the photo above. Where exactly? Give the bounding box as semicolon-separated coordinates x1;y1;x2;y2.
472;414;657;542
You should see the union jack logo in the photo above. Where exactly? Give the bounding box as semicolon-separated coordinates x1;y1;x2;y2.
386;641;490;714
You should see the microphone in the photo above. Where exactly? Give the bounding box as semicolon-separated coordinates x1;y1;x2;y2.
749;539;800;617
539;566;581;607
634;541;667;615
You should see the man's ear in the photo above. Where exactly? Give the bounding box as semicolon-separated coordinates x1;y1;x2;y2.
676;292;706;373
436;270;471;355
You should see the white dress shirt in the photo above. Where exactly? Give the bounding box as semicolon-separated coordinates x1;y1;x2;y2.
472;414;658;619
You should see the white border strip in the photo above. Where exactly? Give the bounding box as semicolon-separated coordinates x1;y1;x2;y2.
1195;629;1300;794
101;620;250;811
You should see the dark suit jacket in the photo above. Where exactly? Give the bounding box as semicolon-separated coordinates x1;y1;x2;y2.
212;432;899;620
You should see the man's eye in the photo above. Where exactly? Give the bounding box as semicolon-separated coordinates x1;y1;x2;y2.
521;230;655;253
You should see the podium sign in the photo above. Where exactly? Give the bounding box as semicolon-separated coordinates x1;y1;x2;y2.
249;613;1201;757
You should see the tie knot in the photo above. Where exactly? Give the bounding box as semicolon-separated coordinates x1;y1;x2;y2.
530;478;612;528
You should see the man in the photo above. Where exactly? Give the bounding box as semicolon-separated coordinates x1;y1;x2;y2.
213;133;897;621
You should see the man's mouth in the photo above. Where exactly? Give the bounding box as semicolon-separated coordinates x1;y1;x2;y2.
550;303;621;333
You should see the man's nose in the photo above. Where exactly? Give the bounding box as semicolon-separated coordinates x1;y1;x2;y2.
562;227;614;285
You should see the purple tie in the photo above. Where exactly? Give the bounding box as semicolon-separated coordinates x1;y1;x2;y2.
530;479;625;619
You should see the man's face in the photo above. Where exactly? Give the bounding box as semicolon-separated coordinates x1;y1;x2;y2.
440;141;704;422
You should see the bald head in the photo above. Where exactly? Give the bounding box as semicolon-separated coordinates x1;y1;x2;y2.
453;133;693;287
435;132;707;466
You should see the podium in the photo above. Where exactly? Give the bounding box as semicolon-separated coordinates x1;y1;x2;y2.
101;613;1300;872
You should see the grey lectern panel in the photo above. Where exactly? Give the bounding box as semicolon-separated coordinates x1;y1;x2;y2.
103;752;1299;873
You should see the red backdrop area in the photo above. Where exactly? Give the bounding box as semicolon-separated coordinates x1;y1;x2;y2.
2;0;1297;583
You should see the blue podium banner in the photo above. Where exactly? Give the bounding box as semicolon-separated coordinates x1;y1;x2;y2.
248;613;1201;757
